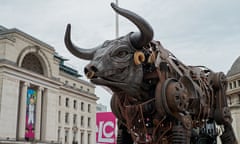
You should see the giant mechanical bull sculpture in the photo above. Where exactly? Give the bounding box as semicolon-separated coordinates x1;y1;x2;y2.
64;3;237;144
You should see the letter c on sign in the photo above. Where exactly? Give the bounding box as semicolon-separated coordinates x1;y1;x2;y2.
103;121;114;138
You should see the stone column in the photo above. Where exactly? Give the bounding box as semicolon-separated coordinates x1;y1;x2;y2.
17;82;29;140
40;88;47;141
35;86;43;141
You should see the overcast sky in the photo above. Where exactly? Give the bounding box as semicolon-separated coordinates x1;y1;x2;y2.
1;0;240;110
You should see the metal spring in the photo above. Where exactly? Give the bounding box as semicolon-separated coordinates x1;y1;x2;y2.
171;125;191;144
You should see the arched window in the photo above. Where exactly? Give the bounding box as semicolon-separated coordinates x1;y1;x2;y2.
21;53;44;75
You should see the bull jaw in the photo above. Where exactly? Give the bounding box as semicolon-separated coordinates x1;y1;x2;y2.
91;77;126;88
90;77;140;94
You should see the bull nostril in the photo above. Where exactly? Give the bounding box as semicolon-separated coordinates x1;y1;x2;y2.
84;68;89;74
90;66;98;72
84;66;98;79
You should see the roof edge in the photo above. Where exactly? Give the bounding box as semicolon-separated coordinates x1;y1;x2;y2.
0;27;55;51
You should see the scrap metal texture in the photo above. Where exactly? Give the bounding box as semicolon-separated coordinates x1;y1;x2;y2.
64;3;237;144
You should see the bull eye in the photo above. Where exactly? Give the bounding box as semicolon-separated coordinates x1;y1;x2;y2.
117;50;128;58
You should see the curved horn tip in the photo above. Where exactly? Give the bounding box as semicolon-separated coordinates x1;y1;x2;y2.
66;24;71;32
109;3;154;48
110;2;116;8
111;2;120;12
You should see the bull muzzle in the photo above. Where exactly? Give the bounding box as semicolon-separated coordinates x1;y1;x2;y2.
84;64;98;79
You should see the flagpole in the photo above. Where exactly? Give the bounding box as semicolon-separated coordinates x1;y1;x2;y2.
115;0;119;38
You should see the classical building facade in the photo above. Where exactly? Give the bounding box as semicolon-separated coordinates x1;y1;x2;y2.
226;56;240;142
0;25;98;144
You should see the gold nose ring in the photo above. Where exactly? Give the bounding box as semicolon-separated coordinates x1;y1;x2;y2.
134;51;145;65
86;71;95;79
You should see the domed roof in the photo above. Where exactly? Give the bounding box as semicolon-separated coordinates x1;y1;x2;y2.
227;56;240;77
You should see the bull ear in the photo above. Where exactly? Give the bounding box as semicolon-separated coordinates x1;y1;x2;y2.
64;24;98;60
111;3;154;49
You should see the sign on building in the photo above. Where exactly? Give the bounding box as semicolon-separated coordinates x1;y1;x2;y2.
25;88;37;140
96;112;117;144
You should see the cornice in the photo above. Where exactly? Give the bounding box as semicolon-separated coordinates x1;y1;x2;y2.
0;28;55;53
0;61;61;89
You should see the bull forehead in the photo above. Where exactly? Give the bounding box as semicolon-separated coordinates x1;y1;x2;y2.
89;34;138;72
92;33;136;60
104;33;135;50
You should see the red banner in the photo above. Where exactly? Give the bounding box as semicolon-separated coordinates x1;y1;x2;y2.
96;112;117;144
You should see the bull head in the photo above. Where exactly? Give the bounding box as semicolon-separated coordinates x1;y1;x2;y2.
64;3;154;96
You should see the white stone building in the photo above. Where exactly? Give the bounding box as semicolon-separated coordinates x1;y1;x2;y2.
0;25;98;144
226;56;240;142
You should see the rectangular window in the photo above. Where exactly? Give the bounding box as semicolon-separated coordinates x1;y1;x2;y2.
88;133;91;144
234;81;237;88
81;102;84;111
88;104;91;113
65;112;69;124
58;111;61;123
88;117;91;128
73;131;77;143
73;114;77;125
65;130;69;143
66;98;69;107
59;96;61;106
73;100;77;109
81;132;84;144
81;116;84;127
229;83;233;89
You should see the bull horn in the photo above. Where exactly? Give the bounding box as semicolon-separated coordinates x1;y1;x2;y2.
64;24;98;60
111;3;154;49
